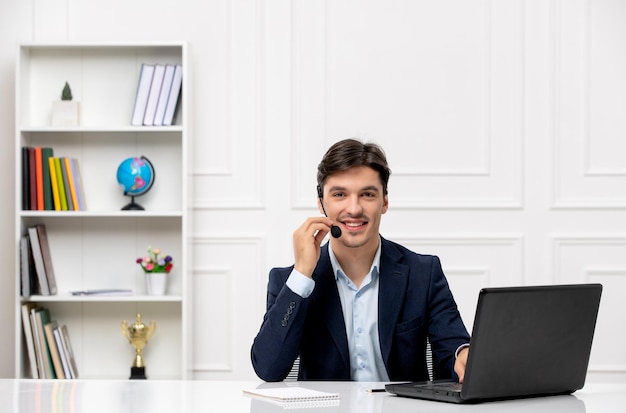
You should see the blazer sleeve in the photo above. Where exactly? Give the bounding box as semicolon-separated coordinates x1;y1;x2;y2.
426;256;471;380
250;266;309;381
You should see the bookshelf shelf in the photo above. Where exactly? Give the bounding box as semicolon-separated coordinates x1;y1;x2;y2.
24;294;184;303
19;211;184;218
21;126;184;133
14;42;189;380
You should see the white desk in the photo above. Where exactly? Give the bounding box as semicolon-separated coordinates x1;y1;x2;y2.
2;379;625;412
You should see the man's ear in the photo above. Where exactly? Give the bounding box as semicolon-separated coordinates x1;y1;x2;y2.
382;195;389;214
317;198;325;215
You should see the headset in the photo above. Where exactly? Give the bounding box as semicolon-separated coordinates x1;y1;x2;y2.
317;185;342;238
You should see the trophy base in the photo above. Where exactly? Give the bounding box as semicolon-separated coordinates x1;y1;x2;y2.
130;366;147;380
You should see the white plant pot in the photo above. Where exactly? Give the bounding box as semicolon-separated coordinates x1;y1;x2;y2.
52;101;80;126
145;272;168;296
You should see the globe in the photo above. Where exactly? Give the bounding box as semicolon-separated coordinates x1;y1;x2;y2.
116;156;155;210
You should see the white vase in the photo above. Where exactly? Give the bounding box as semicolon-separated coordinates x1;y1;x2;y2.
145;272;168;296
51;101;80;126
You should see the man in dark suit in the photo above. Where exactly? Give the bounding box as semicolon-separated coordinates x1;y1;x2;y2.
251;138;470;382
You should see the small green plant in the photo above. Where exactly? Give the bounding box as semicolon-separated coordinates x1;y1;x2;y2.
61;81;73;101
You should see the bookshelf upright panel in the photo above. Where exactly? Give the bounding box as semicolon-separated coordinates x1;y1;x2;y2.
14;43;189;380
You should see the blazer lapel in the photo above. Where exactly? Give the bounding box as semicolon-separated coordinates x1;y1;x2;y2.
377;238;409;365
313;245;350;370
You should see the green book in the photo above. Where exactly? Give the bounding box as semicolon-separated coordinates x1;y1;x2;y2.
41;147;54;210
53;158;68;211
34;308;57;379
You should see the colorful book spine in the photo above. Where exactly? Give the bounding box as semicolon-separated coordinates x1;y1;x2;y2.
41;147;54;210
64;157;80;211
48;157;61;211
60;157;74;211
22;147;30;210
35;147;44;210
53;158;68;211
29;148;37;210
69;158;86;210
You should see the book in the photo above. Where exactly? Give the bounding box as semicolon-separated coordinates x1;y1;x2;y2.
48;156;61;210
131;63;155;126
34;308;56;379
35;147;44;210
29;147;36;210
242;387;340;405
64;157;80;211
143;64;166;125
20;303;39;379
53;328;72;379
44;321;65;379
41;147;54;210
29;307;45;378
53;157;68;210
162;64;183;126
21;146;30;210
70;289;133;296
58;325;79;378
20;235;36;297
36;224;57;295
20;236;30;297
153;64;175;126
60;157;74;210
28;226;50;296
69;158;86;210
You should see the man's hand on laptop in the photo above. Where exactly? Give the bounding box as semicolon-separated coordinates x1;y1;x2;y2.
454;347;469;383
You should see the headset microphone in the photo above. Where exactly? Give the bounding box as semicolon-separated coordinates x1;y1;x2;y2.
317;185;342;238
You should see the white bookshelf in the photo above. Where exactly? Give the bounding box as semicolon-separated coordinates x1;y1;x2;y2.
14;43;190;380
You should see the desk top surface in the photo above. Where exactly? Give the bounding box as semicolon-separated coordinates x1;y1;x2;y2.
2;379;625;413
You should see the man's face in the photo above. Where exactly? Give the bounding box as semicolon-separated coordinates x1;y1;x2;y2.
319;166;388;250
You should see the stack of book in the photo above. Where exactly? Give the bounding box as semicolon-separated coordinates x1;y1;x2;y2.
20;303;79;379
20;224;57;297
21;146;86;211
131;63;183;126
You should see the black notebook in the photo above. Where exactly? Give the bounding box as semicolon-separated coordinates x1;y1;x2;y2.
385;283;602;404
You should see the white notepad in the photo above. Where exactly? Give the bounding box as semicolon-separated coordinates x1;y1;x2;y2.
243;387;340;408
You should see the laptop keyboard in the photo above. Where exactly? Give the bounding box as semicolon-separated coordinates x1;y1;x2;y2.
416;381;462;392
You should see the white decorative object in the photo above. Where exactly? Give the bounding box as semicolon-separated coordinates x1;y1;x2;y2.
51;82;80;126
145;272;167;296
52;101;80;126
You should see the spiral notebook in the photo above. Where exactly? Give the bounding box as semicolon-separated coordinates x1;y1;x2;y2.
243;387;340;408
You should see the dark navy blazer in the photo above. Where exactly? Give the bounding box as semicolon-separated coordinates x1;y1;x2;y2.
251;237;470;382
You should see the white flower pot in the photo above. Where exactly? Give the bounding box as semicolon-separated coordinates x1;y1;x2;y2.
52;101;80;126
145;272;167;296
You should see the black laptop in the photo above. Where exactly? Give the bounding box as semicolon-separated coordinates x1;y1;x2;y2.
385;283;603;404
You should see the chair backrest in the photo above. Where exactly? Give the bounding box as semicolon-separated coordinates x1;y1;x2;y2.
285;357;300;381
285;338;434;381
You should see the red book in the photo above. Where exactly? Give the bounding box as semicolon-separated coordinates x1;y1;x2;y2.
35;147;44;210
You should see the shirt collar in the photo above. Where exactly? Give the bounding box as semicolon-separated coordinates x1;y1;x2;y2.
329;237;382;282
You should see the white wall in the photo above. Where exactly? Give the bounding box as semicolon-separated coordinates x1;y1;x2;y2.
1;0;625;382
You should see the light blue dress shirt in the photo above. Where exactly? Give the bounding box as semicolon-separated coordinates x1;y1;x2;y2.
286;239;390;381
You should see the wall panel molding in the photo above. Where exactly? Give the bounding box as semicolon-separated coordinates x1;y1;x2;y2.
552;0;626;209
192;0;265;210
190;236;265;377
291;0;524;210
552;235;626;373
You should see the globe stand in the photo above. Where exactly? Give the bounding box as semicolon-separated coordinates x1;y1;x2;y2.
121;195;145;211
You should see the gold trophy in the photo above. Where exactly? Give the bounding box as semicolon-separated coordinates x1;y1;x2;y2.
121;313;156;379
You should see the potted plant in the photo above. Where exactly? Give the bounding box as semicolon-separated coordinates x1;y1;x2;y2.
51;81;80;126
136;246;174;295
